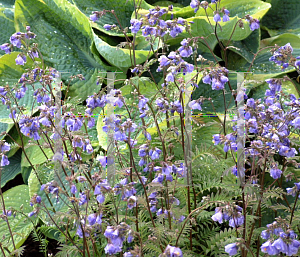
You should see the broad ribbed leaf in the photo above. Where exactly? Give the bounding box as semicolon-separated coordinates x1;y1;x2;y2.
1;149;22;188
14;0;107;99
195;0;271;20
72;0;152;36
261;0;300;36
0;185;34;251
225;27;260;63
234;34;300;74
93;31;158;69
0;6;15;55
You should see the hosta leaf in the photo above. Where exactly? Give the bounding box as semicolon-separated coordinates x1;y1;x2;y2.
261;0;300;36
1;149;22;188
14;0;107;100
0;185;34;252
0;6;15;56
225;27;260;63
93;31;159;69
234;34;300;74
195;0;271;20
72;0;152;37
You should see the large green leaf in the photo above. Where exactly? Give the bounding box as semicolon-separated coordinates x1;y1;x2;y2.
72;0;152;36
1;149;22;188
21;143;54;167
14;0;107;99
225;27;261;63
245;74;300;100
0;184;34;252
183;16;253;42
260;33;300;49
0;6;15;56
261;0;300;36
195;0;271;20
93;31;159;69
28;164;71;220
233;34;300;74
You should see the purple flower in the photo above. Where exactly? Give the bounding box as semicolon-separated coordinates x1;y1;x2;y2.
0;43;11;54
90;12;99;22
169;25;184;38
149;148;162;160
79;192;88;206
77;176;86;183
1;155;10;167
130;19;142;33
232;166;237;176
190;0;200;13
164;245;183;257
223;9;230;22
203;75;211;84
166;72;175;82
261;230;270;240
88;213;97;225
211;78;225;90
70;184;77;194
229;215;244;228
158;55;170;67
0;142;10;153
127;196;137;209
225;243;238;256
245;16;260;31
104;244;121;255
270;168;282;179
211;208;223;223
10;32;22;48
178;39;193;57
15;54;26;65
189;100;202;111
292;117;300;129
103;24;112;31
96;194;105;204
214;13;221;23
279;146;297;157
287;240;300;256
261;240;279;255
272;238;288;254
212;134;221;145
3;210;12;216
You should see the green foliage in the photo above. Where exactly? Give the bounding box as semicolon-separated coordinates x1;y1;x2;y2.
1;149;22;188
261;0;300;36
0;185;34;252
14;0;107;100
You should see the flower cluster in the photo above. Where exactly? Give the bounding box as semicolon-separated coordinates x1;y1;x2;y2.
0;27;37;65
104;222;133;255
260;219;300;256
214;9;230;23
269;43;294;70
211;205;244;228
19;115;41;140
244;14;260;31
202;67;229;90
156;45;194;86
212;132;238;153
